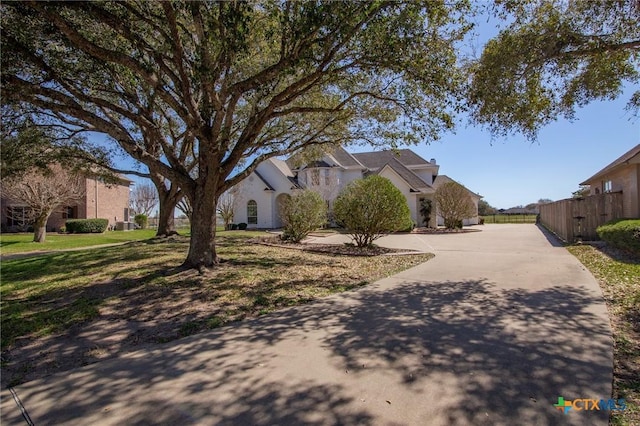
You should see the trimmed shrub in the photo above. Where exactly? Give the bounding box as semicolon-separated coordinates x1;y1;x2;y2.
66;218;109;233
281;190;327;243
134;214;148;229
231;223;238;230
597;219;640;255
333;175;412;247
238;222;248;230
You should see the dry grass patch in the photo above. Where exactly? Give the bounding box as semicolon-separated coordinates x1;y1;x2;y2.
1;231;432;386
568;244;639;426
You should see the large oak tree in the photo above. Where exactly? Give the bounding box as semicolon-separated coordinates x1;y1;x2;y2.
1;1;470;269
469;0;640;139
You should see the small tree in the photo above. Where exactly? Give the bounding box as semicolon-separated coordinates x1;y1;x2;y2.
478;199;497;216
216;191;235;231
281;190;327;243
419;198;433;228
1;165;85;242
130;182;158;217
435;181;476;229
333;175;412;247
572;186;590;198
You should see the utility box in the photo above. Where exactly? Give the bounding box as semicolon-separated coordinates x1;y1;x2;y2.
115;221;135;231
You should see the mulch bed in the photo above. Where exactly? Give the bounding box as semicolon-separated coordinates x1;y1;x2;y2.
410;227;482;234
250;235;417;256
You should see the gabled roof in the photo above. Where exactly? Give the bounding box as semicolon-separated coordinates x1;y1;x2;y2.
253;170;275;191
433;175;482;199
378;157;432;192
305;160;333;168
329;146;364;168
352;149;430;170
268;157;295;177
580;144;640;185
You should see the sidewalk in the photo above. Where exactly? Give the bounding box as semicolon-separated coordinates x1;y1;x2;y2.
2;225;612;425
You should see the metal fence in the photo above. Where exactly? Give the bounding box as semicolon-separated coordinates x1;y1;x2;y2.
539;192;624;242
482;214;538;224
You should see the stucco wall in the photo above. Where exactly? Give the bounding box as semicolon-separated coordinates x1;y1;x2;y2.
378;168;419;225
233;174;275;228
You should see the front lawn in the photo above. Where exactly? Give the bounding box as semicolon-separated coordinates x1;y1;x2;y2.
0;229;158;255
1;231;432;386
568;244;640;426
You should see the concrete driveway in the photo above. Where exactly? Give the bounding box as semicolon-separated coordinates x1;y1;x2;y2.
2;224;612;425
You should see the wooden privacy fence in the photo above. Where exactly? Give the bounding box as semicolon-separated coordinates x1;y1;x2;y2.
539;192;624;242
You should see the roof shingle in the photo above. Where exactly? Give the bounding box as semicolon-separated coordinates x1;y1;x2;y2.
351;149;429;170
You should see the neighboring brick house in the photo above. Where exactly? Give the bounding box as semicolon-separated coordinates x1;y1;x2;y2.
580;144;640;218
232;147;481;228
2;174;132;232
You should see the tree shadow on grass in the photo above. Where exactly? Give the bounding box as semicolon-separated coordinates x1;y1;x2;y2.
1;240;407;388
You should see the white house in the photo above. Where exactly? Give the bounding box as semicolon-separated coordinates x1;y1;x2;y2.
232;147;481;228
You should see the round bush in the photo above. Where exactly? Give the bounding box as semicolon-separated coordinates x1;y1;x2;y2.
333;175;412;247
134;214;148;229
281;190;327;243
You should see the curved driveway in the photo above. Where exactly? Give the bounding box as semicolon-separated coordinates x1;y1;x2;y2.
2;224;612;425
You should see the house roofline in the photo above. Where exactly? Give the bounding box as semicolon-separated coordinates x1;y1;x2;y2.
580;143;640;185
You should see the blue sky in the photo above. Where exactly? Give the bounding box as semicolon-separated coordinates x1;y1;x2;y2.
376;86;639;209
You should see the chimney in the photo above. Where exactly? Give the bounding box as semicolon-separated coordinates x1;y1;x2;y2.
430;158;436;165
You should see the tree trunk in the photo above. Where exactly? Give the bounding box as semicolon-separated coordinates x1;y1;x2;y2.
32;214;49;243
183;186;219;270
156;190;178;236
150;173;180;237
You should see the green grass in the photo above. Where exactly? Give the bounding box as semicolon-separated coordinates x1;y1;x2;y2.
568;244;639;426
1;231;432;385
0;229;158;255
481;214;537;224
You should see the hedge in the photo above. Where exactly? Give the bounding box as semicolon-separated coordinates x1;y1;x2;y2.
65;218;109;233
596;219;640;255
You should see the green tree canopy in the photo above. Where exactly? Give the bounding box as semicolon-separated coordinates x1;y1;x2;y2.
1;1;471;269
0;106;115;180
477;199;497;216
469;0;640;139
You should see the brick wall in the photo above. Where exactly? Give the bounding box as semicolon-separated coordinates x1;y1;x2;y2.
81;177;131;227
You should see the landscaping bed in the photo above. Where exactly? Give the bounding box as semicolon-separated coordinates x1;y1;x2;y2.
251;235;418;256
568;243;639;425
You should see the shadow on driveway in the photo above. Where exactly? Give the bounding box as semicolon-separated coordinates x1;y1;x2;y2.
9;276;611;425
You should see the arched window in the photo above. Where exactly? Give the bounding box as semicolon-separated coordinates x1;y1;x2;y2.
247;200;258;224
